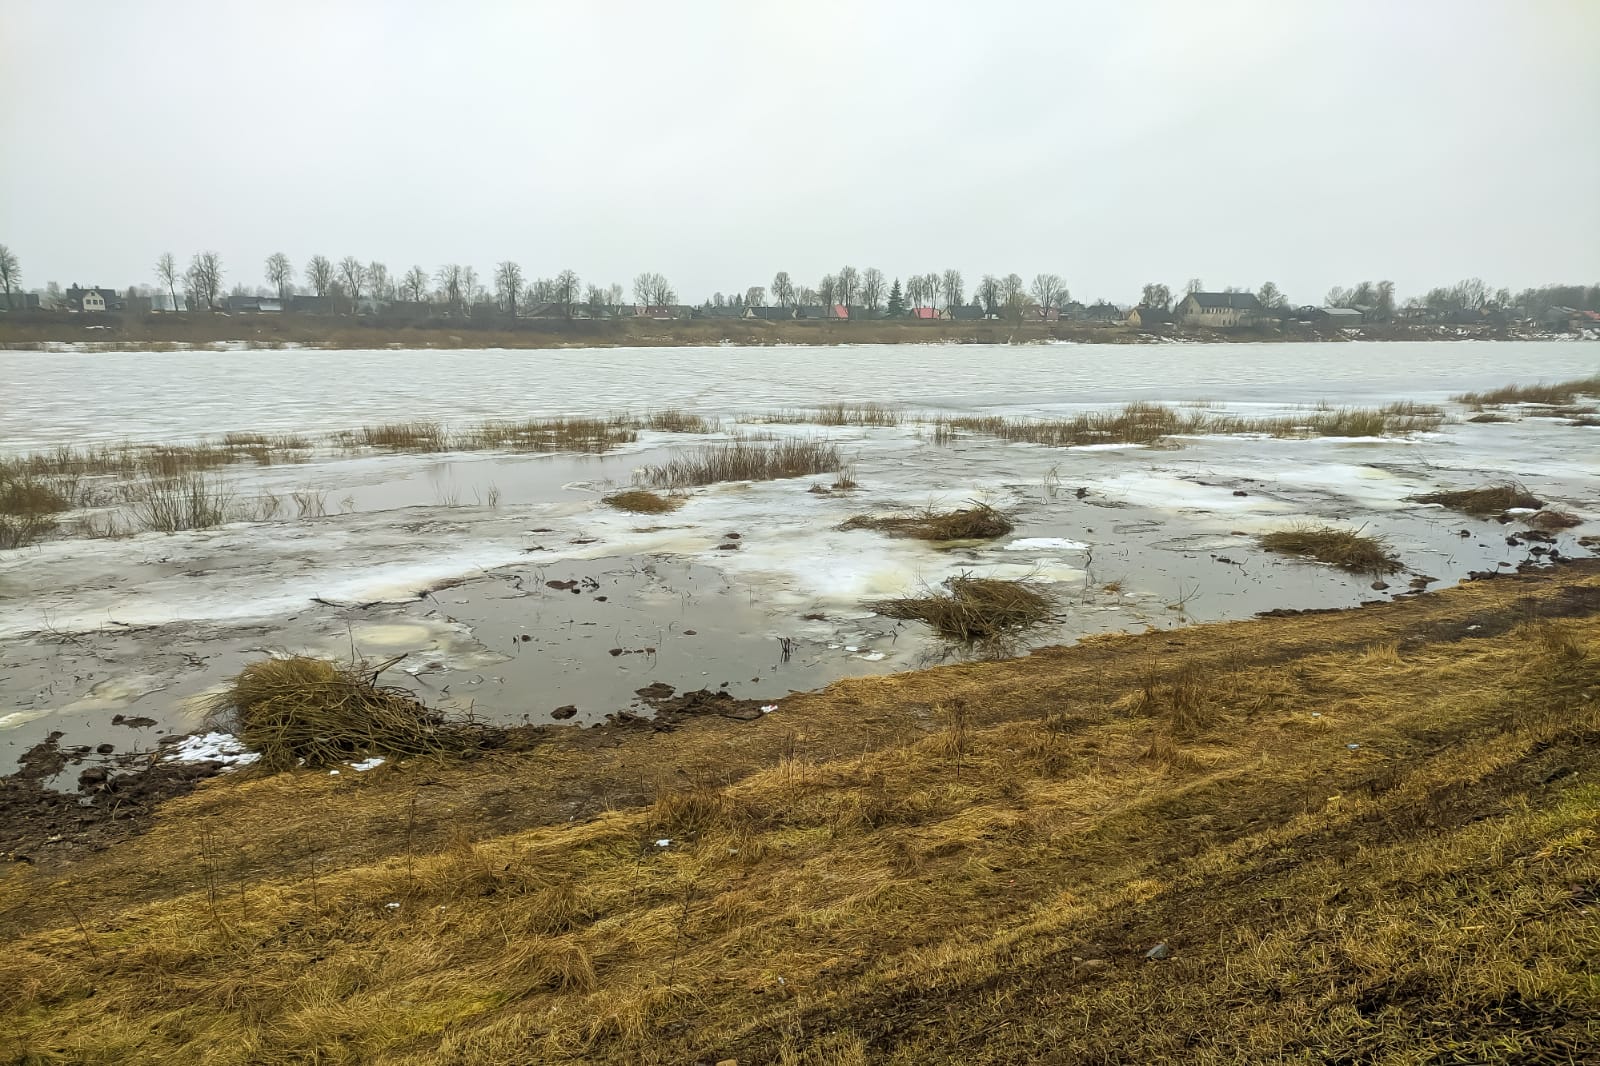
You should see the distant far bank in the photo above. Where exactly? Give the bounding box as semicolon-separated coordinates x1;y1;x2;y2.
0;312;1591;352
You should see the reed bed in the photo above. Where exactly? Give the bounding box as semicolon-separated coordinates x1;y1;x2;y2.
930;401;1441;448
1452;375;1600;407
634;436;841;488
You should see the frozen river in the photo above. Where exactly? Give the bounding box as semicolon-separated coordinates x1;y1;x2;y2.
2;340;1597;783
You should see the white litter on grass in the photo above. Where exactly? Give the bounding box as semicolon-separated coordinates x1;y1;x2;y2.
348;757;386;772
163;731;261;771
386;902;400;909
760;704;779;714
1506;507;1539;515
655;838;672;847
1005;537;1090;551
329;769;340;775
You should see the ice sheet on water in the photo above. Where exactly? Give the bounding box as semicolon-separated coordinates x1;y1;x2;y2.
1005;537;1090;551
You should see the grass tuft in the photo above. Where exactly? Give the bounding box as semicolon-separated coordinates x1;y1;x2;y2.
870;574;1055;649
841;503;1013;541
1525;510;1582;531
601;489;684;514
1411;482;1544;515
635;436;841;488
1452;375;1600;407
126;474;234;531
210;655;484;772
1260;524;1402;574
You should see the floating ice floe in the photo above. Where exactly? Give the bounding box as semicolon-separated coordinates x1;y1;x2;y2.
1005;538;1090;551
164;731;261;770
856;651;887;662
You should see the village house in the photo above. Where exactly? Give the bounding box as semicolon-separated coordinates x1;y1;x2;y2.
1126;305;1173;328
744;305;796;320
794;304;849;320
65;284;119;312
1175;291;1262;328
908;306;942;320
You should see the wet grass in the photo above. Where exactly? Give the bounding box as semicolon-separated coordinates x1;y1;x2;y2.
1452;374;1600;407
1412;482;1545;516
211;656;484;772
842;502;1013;541
357;421;452;451
870;573;1055;648
0;472;71;516
634;435;841;488
1260;524;1403;573
600;489;684;514
0;512;57;549
461;417;636;454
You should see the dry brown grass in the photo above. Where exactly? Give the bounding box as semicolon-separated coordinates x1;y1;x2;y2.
2;569;1599;1064
870;574;1055;649
642;409;714;433
841;502;1013;541
1412;481;1545;515
1526;510;1583;531
932;401;1442;448
634;435;842;488
460;417;636;453
210;656;485;772
600;489;684;514
1452;374;1600;407
1260;524;1403;573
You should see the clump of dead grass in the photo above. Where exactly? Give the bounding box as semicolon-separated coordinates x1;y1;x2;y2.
125;474;235;531
634;435;841;488
870;574;1055;649
463;417;635;453
643;409;713;433
601;489;684;514
1260;524;1402;574
841;503;1013;541
1525;510;1582;531
1411;482;1544;515
358;421;451;451
210;655;484;772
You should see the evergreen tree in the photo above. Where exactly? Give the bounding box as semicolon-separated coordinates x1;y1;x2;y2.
886;277;905;316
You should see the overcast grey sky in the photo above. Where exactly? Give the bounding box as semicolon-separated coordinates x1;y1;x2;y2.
3;0;1596;305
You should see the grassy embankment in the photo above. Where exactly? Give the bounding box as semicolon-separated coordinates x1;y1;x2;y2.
0;311;1532;351
3;565;1598;1064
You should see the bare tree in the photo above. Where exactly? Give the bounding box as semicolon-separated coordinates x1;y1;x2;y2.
632;273;653;306
1257;281;1285;309
156;252;181;311
606;283;624;312
555;269;581;317
461;266;483;312
337;256;366;311
771;271;795;307
975;275;1001;315
265;253;292;301
402;266;429;303
305;255;334;298
797;287;819;305
495;261;524;316
1001;273;1025;304
859;268;885;311
1141;282;1172;311
1375;280;1396;320
940;269;963;310
837;265;860;309
818;274;837;309
367;262;392;302
1185;277;1204;295
435;264;464;314
187;251;223;310
0;244;20;309
746;285;766;307
1030;273;1066;312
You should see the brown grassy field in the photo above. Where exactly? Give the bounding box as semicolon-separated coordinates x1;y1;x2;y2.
2;565;1598;1064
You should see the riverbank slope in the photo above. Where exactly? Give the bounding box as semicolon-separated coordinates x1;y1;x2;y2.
3;563;1598;1063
